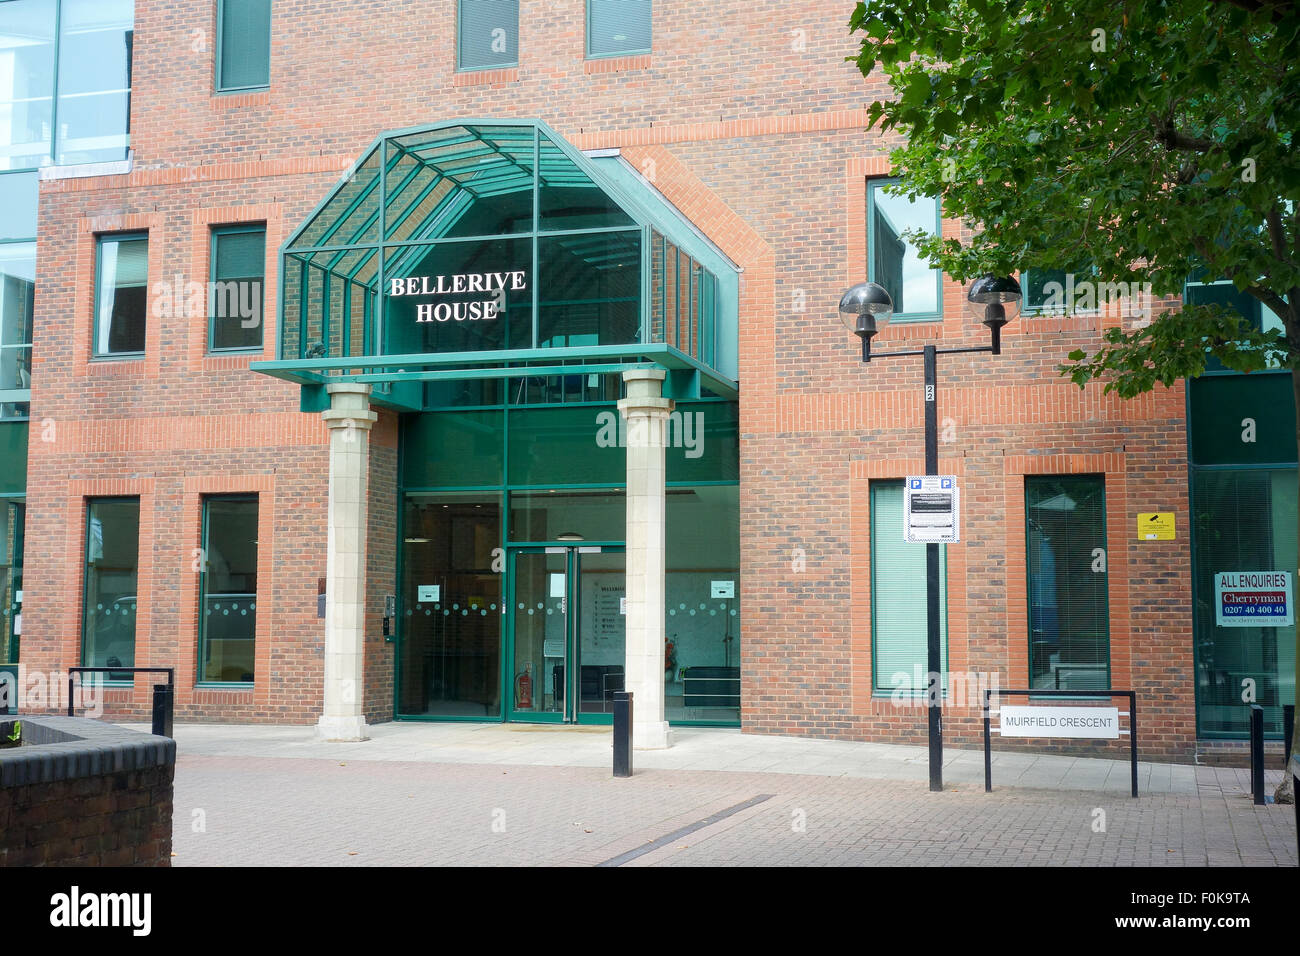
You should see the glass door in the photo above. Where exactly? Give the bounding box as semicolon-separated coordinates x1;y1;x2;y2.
507;545;625;723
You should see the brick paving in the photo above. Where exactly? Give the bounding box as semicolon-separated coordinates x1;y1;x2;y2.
170;751;1297;867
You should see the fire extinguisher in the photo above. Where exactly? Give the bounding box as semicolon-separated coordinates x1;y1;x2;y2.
515;663;533;709
665;639;677;675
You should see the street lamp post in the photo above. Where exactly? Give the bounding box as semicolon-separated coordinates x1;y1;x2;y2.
839;276;1022;793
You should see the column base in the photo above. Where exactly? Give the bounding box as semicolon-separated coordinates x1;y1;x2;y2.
633;721;673;750
316;715;371;742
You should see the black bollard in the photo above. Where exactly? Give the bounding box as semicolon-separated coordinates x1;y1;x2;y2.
152;683;174;739
1249;703;1264;805
612;690;633;778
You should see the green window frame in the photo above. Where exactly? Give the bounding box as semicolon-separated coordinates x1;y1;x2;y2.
866;178;943;322
1025;475;1110;691
80;496;140;679
457;0;518;72
92;231;148;358
870;480;948;695
216;0;271;92
197;494;259;684
209;224;266;352
586;0;652;59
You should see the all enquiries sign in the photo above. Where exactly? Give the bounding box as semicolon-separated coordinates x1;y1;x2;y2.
1214;571;1294;627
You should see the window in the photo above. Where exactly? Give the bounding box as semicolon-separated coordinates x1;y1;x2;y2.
54;0;134;165
93;233;147;357
0;498;24;665
216;0;270;91
867;179;941;321
0;0;56;171
1026;476;1110;690
1;0;134;170
587;0;651;58
199;496;258;683
0;242;34;418
457;0;518;71
210;225;265;351
81;497;140;676
870;481;947;694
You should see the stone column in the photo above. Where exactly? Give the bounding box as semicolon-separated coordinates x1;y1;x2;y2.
317;383;378;741
619;368;673;749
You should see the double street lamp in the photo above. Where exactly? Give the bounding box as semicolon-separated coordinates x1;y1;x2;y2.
839;275;1022;792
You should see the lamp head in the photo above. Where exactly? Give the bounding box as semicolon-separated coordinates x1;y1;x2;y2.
966;275;1022;330
838;282;895;339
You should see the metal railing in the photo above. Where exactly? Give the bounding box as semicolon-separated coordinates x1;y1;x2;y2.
67;666;175;738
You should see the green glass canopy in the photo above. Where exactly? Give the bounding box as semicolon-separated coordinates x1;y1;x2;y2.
253;120;739;410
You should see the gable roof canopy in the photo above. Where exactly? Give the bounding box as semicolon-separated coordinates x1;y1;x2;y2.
253;120;738;411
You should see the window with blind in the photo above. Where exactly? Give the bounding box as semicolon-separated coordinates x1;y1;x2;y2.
93;233;147;357
458;0;518;71
587;0;652;58
217;0;271;92
1026;475;1110;690
209;225;265;351
871;481;947;694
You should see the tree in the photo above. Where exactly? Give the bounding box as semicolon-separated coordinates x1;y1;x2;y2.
850;0;1299;798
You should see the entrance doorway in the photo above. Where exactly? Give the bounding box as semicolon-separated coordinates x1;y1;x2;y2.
507;544;626;724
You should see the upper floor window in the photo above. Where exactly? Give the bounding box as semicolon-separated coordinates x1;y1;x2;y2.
210;224;265;351
55;0;134;164
216;0;270;92
867;179;942;321
0;0;134;170
457;0;518;71
587;0;651;58
93;232;147;357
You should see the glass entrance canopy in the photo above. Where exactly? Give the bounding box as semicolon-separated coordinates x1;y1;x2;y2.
253;120;739;410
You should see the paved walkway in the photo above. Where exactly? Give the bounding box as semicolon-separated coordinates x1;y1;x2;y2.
140;722;1297;867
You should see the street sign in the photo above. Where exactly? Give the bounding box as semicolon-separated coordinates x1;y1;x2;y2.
1214;571;1294;627
904;475;959;543
1136;512;1175;540
998;705;1121;739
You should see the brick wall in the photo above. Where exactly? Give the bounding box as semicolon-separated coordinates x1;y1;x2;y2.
23;2;1200;755
0;718;174;866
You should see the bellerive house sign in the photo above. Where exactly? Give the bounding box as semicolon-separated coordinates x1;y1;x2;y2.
388;271;527;322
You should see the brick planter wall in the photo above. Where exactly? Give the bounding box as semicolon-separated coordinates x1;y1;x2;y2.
0;718;175;867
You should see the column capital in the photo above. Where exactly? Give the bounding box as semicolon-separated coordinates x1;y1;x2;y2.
322;382;378;430
619;367;674;417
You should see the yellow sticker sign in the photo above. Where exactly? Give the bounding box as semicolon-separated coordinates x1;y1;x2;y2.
1137;513;1176;541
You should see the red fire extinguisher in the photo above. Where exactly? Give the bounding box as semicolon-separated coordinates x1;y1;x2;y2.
515;663;533;709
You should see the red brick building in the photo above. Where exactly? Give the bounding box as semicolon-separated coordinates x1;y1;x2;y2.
2;1;1293;762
